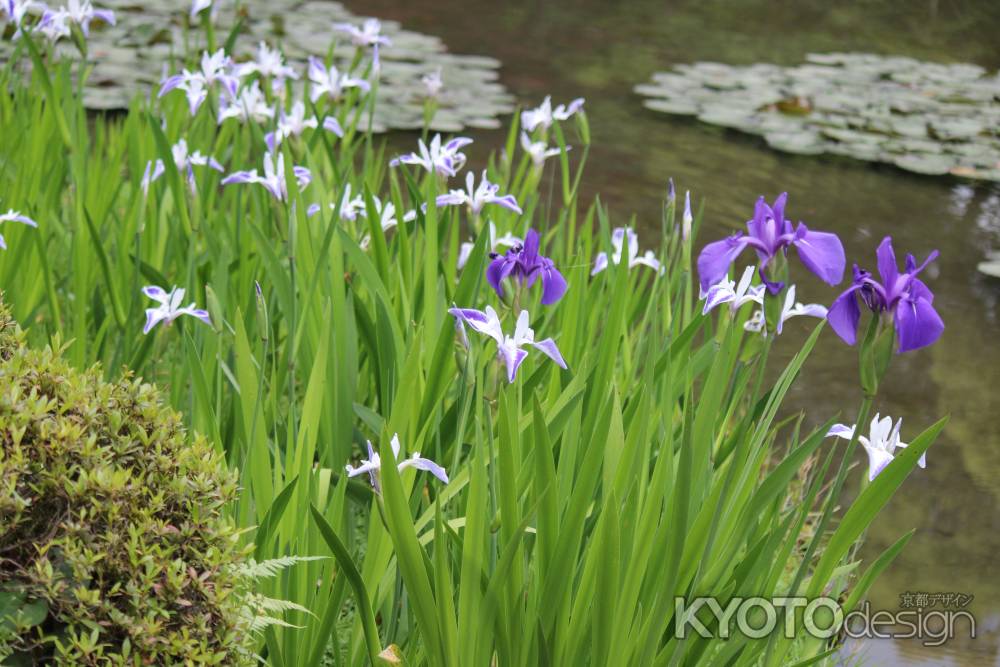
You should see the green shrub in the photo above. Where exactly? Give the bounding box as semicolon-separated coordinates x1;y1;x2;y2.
0;298;252;665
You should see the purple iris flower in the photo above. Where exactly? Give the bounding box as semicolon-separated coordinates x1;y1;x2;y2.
486;228;567;305
827;236;944;353
697;193;845;294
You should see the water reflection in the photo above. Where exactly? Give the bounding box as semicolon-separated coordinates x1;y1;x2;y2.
349;1;1000;664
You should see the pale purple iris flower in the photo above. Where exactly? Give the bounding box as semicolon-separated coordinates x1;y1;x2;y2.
743;284;828;337
142;285;212;334
222;152;311;202
159;49;239;115
38;0;113;39
68;0;114;34
345;433;448;493
307;56;370;103
35;7;70;41
701;265;765;315
36;0;113;41
449;306;567;383
218;81;275;124
0;208;38;250
369;200;417;233
591;227;662;276
307;183;364;221
142;138;223;195
2;0;36;28
486;228;567;305
776;285;828;334
390;134;472;178
436;170;521;216
697;193;846;294
827;414;926;482
457;221;520;270
164;75;208;116
682;191;693;241
358;199;418;249
264;101;343;152
237;41;298;84
333;18;391;48
827;236;944;353
189;0;212;21
520;132;564;168
421;68;443;98
521;96;585;132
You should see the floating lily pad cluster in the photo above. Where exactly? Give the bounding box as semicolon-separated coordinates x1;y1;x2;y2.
0;0;515;132
636;53;1000;182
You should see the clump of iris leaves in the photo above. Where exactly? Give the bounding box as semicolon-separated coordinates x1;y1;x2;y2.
0;7;943;667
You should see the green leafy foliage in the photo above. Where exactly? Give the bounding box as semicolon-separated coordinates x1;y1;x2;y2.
0;298;253;665
0;19;945;666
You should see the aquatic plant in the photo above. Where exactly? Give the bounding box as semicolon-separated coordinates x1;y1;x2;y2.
0;13;947;667
636;53;1000;182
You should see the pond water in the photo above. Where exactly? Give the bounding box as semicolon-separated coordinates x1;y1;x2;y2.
346;1;1000;664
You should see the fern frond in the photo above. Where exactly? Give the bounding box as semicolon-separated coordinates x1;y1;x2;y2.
235;555;327;580
247;614;304;635
249;594;315;617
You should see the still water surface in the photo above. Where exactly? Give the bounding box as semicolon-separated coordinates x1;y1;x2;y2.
347;1;1000;663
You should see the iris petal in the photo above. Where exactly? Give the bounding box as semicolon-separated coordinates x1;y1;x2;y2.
895;295;944;353
696;235;751;292
793;224;846;286
826;284;863;345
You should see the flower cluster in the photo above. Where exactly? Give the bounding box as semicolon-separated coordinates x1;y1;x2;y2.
696;193;942;353
693;191;943;484
31;0;115;43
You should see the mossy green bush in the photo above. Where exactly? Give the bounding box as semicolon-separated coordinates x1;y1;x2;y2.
0;299;252;665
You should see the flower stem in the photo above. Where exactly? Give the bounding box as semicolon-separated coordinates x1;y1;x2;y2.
797;395;873;595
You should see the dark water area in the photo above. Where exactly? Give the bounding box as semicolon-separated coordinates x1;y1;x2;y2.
346;1;1000;664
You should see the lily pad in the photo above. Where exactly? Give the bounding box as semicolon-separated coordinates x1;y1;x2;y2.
635;52;1000;182
765;131;825;155
976;260;1000;279
894;154;952;176
0;0;515;132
